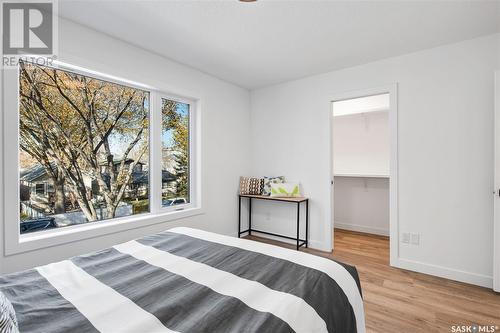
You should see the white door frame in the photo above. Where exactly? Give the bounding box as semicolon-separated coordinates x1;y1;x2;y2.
329;84;399;267
494;71;500;292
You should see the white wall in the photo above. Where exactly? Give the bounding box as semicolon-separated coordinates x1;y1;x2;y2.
0;18;251;273
333;111;390;176
334;177;389;236
496;34;500;292
250;34;499;287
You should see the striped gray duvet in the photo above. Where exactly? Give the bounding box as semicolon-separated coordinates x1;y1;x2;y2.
0;227;365;333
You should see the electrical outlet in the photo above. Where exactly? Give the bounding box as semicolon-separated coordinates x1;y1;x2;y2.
402;233;410;244
411;233;420;245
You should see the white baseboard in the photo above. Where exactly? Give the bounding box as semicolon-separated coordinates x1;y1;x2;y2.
394;257;493;289
247;229;492;289
334;222;389;237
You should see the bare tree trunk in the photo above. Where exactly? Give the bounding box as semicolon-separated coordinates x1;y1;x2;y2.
78;199;98;222
53;178;66;214
106;204;117;219
65;182;98;222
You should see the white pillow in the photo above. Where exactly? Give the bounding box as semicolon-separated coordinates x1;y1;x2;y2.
270;182;301;197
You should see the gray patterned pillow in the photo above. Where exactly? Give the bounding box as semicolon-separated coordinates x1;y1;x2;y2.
0;291;19;333
262;176;286;196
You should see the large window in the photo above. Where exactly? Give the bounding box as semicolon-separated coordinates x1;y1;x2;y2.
3;60;199;253
18;61;150;233
161;98;190;207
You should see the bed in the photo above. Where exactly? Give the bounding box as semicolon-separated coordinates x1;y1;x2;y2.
0;227;365;333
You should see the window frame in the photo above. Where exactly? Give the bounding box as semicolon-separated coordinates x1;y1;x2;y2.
3;60;203;255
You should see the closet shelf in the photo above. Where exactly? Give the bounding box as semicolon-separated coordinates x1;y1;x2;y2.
334;173;389;178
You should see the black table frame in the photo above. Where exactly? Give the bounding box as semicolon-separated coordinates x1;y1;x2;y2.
238;195;309;250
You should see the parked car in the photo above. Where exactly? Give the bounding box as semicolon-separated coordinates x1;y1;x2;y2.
20;217;57;234
162;197;187;206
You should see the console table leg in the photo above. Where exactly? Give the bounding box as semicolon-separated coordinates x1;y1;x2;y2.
296;202;300;250
248;198;252;236
238;196;241;238
305;199;309;248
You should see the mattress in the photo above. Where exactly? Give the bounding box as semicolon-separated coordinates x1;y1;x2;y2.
0;227;365;333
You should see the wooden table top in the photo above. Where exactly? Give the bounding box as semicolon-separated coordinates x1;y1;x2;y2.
239;194;308;203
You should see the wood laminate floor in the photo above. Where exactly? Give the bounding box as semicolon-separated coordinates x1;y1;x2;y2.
245;229;500;333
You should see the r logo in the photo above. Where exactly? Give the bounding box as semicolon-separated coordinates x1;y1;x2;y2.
2;2;53;55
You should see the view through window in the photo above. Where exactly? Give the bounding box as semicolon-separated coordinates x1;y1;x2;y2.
19;61;150;234
161;98;190;207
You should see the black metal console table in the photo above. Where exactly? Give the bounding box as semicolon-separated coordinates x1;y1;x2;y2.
238;194;309;250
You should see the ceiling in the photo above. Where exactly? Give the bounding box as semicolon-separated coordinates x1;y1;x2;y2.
59;1;500;89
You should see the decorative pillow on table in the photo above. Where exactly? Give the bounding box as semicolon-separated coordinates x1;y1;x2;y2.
262;176;285;196
270;182;301;197
239;177;263;195
0;291;19;333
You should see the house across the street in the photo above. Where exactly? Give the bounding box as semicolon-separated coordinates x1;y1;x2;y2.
20;159;177;220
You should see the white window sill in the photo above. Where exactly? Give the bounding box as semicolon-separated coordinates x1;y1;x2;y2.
7;207;204;256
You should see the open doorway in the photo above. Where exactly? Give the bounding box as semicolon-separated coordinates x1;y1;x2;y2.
330;86;398;267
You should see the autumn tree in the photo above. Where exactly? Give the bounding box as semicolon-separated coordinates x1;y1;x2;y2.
162;99;189;199
20;98;67;214
19;61;149;221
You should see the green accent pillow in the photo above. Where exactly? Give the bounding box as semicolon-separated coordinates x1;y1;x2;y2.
262;176;285;196
270;182;301;197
